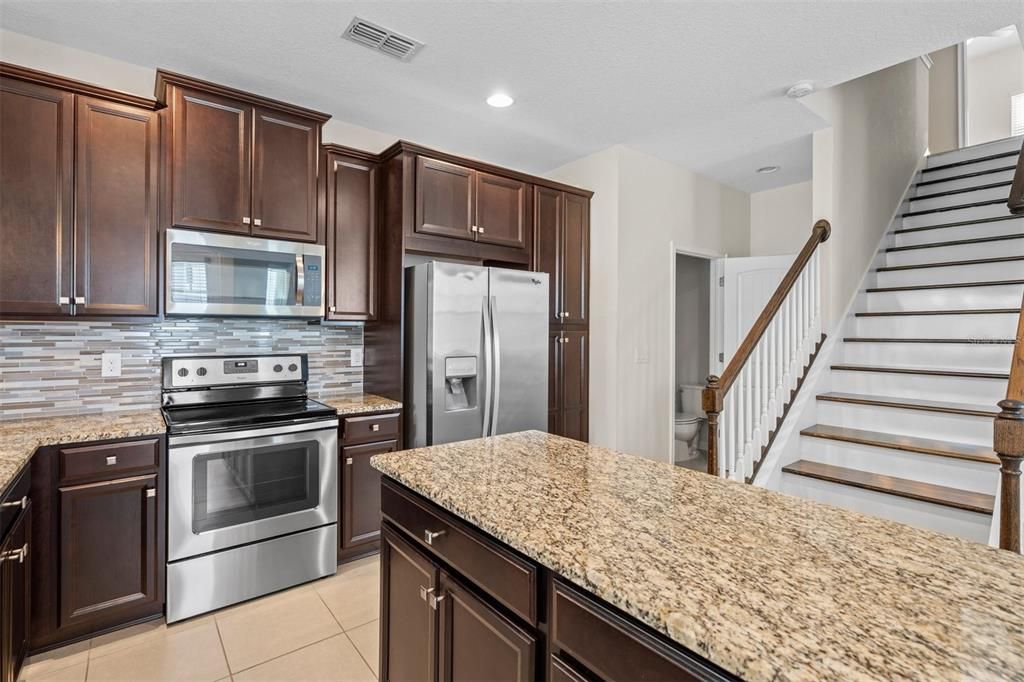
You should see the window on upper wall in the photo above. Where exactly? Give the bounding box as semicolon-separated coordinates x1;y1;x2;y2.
1012;92;1024;137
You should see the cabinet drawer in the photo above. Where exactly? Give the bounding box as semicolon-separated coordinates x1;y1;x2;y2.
0;465;31;543
551;579;730;682
341;413;400;445
59;439;160;485
382;480;537;625
550;654;591;682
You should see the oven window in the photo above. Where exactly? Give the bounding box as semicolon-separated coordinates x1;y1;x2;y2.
192;439;319;534
169;242;298;307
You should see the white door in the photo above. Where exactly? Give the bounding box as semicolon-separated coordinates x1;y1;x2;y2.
711;255;794;375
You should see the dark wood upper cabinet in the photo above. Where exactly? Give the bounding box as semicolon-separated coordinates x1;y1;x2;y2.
474;172;526;249
534;186;589;328
382;525;438;682
74;97;159;316
438;571;536;682
0;76;74;316
534;187;563;325
416;156;475;241
169;85;252;235
340;439;395;556
252;106;318;242
325;149;378;321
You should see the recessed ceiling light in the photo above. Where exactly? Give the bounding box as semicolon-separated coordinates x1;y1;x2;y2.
486;93;514;108
785;80;815;98
757;165;780;174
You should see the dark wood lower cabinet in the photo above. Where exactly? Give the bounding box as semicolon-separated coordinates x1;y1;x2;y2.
0;493;31;682
381;526;437;682
340;439;395;560
549;330;589;442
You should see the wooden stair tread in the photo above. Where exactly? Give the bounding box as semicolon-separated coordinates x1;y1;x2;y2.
921;149;1019;173
893;213;1019;235
866;279;1024;293
912;180;1012;202
843;337;1014;344
816;392;999;418
800;424;999;464
915;165;1018;188
856;308;1020;317
830;364;1009;380
876;256;1024;271
902;198;1006;218
886;233;1023;252
781;460;995;514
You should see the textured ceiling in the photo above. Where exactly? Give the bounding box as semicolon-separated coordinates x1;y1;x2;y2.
1;1;1021;192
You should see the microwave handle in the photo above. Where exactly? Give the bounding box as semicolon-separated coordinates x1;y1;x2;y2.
295;254;305;306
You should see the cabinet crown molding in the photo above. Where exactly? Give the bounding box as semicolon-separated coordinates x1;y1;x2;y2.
155;69;331;123
0;62;159;109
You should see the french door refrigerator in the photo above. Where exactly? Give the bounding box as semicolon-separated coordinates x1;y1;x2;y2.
405;262;549;447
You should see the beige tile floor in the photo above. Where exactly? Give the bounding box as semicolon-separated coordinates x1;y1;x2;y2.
19;555;381;682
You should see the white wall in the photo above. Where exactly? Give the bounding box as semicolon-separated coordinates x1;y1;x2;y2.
928;45;960;154
0;29;399;150
966;40;1024;145
548;145;750;461
749;181;813;256
803;58;929;326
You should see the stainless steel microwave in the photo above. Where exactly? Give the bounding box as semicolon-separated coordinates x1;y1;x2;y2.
165;229;324;318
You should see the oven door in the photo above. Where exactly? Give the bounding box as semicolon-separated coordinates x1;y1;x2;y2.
167;420;338;562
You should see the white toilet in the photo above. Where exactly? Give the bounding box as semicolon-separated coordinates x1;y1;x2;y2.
674;384;707;461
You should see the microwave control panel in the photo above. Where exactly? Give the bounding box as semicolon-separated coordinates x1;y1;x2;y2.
302;255;322;307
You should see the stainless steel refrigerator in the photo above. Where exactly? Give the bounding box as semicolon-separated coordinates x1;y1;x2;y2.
405;262;549;447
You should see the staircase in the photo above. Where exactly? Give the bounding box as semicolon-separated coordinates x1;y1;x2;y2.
779;136;1023;544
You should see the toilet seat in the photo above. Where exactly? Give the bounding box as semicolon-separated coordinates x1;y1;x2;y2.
674;412;703;425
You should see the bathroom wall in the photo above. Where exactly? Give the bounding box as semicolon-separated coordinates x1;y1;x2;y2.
674;254;710;412
0;319;363;421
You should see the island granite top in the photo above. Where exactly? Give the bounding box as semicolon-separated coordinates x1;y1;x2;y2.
371;430;1024;682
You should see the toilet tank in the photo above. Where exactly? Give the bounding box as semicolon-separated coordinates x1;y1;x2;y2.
680;384;706;416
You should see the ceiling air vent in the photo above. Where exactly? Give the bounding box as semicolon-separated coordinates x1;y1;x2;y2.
343;17;423;62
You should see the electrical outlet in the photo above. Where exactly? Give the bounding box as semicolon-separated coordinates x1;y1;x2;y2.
101;352;122;377
634;346;649;364
350;348;364;367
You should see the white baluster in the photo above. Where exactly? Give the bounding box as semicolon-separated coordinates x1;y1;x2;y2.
743;363;754;479
751;343;762;455
759;340;769;450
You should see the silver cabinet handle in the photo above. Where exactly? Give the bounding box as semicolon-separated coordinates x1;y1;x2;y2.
242;216;251;225
58;296;70;305
370;424;380;432
561;312;570;318
477;227;485;234
328;306;336;313
345;457;353;465
470;225;478;233
74;296;86;304
145;488;156;498
0;543;28;564
106;455;117;466
254;218;262;227
0;496;28;510
419;586;444;609
423;529;446;545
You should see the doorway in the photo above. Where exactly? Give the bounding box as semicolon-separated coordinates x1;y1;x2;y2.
670;252;712;470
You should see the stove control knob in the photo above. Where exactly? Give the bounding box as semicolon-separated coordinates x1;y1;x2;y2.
196;367;208;377
288;363;298;372
176;368;189;378
273;364;283;373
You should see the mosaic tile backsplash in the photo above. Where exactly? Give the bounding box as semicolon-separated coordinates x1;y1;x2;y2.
0;319;364;421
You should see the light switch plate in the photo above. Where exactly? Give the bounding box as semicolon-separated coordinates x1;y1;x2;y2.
350;348;364;367
101;352;122;377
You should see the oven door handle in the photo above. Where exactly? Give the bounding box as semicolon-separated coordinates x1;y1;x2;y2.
168;419;339;449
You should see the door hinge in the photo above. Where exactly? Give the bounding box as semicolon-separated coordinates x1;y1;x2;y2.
719;352;724;362
718;276;724;287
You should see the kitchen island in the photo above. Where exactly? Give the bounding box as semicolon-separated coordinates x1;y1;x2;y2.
371;430;1024;681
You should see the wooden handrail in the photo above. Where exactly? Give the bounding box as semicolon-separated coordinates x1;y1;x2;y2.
994;290;1024;553
1009;139;1024;215
703;219;831;476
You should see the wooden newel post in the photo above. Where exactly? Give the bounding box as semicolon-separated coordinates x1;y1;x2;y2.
995;398;1024;553
703;375;722;476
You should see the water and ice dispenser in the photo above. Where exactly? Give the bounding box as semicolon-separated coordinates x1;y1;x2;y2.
444;356;478;411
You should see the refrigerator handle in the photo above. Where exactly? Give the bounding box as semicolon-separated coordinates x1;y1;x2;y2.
490;295;501;437
481;295;494;437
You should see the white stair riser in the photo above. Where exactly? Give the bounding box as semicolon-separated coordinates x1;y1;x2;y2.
865;284;1024;311
854;313;1020;338
912;169;1017;196
920;154;1020;182
840;342;1012;370
830;370;1007;404
908;185;1011;213
816;401;995;445
900;202;1010;228
884;238;1024;266
894;217;1024;247
779;475;991;542
875;260;1024;287
925;137;1022;167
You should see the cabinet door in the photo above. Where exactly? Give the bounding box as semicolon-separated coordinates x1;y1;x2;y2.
533;187;562;325
0;77;74;316
561;331;589;442
475;172;526;248
438;571;536;682
415;157;474;241
58;475;161;631
548;331;563;436
74;97;159;316
1;503;31;682
251;106;319;242
170;85;252;234
561;193;589;326
326;154;377;320
382;525;438;682
341;440;395;554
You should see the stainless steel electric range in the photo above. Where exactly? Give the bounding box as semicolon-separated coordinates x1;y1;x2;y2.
161;354;338;623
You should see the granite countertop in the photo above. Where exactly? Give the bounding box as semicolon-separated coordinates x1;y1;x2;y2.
0;410;167;494
318;393;402;415
371;430;1024;681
